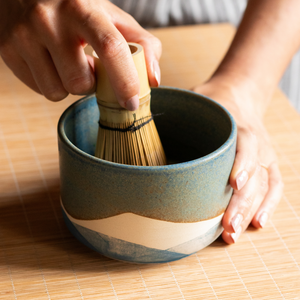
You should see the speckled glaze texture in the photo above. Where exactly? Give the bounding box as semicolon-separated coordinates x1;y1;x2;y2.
58;87;237;263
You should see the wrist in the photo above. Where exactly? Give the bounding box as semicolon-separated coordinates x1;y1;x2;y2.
206;71;271;119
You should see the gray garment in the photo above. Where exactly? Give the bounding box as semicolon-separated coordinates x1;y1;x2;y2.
110;0;300;112
111;0;247;27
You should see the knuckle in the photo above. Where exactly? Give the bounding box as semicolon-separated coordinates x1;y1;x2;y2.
65;73;94;95
240;193;254;209
119;76;139;97
44;88;68;101
150;36;162;54
12;23;31;42
31;2;52;25
61;0;89;19
99;33;125;60
270;177;284;189
237;126;248;136
260;179;269;194
66;0;104;30
247;129;258;144
239;126;258;143
30;2;57;38
138;34;162;58
9;24;35;54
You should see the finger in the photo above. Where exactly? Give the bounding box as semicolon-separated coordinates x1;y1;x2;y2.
32;5;95;97
114;12;162;87
222;165;268;244
222;230;238;245
230;127;259;190
6;18;68;101
23;45;69;101
133;36;162;88
46;37;95;96
81;13;140;111
0;45;41;94
251;162;284;228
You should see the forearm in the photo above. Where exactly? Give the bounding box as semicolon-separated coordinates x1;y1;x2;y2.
210;0;300;117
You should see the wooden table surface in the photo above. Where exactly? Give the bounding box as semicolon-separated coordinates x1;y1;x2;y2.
1;23;300;300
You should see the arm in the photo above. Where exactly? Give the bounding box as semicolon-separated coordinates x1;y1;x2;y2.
0;0;162;111
212;0;300;116
194;0;300;243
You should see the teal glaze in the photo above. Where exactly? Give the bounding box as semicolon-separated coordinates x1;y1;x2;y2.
58;87;237;262
58;88;236;222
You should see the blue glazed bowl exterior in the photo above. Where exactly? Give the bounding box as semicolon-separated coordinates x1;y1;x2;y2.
58;87;237;263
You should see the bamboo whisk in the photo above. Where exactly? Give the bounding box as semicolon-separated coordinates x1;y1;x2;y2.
93;43;166;166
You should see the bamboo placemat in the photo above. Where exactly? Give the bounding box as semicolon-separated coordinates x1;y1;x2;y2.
1;23;300;300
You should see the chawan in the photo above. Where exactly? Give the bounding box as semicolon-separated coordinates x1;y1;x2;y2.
58;87;237;264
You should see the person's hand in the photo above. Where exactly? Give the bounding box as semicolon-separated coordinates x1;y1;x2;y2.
0;0;161;111
192;77;284;244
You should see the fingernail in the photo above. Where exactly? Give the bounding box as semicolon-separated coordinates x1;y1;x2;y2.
258;212;268;228
236;170;249;190
231;226;242;243
152;60;161;87
231;214;243;233
121;94;139;111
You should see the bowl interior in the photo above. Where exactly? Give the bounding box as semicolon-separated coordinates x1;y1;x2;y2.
63;87;233;164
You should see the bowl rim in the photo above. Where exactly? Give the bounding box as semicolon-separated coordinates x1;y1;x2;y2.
57;86;237;170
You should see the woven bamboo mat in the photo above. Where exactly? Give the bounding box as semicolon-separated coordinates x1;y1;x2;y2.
1;23;300;300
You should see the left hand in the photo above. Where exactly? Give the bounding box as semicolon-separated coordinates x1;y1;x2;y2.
192;78;284;244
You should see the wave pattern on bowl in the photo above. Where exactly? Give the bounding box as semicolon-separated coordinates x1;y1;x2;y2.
58;88;237;263
62;200;223;263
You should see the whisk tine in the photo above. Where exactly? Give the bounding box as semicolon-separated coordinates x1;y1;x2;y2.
95;108;166;166
93;42;166;166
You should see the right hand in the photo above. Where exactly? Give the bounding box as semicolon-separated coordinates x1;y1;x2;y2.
0;0;161;110
192;77;283;244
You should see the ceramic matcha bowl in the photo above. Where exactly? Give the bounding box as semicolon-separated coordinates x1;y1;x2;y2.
58;87;237;264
